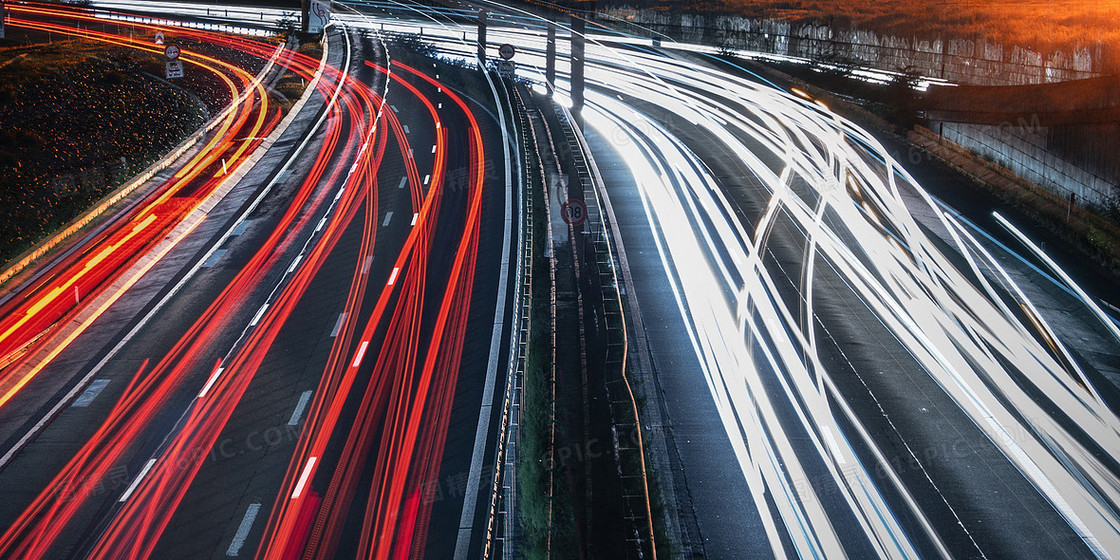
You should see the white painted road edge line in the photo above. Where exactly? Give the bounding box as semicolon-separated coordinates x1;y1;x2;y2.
225;503;262;557
118;458;157;502
453;58;516;560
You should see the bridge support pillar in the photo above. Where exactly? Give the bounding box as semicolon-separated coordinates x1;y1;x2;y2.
570;16;585;127
546;21;557;91
477;9;487;69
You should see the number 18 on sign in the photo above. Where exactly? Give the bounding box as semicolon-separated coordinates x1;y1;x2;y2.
561;199;587;226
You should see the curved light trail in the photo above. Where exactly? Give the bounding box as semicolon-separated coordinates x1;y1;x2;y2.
342;4;1120;557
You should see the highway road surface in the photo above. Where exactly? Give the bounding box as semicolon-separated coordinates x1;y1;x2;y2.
0;4;516;558
2;1;1119;559
352;2;1120;558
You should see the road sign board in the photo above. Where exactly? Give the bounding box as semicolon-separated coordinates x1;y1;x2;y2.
496;59;515;78
498;43;516;60
164;44;180;60
165;59;184;79
561;199;587;226
308;0;331;34
154;30;164;45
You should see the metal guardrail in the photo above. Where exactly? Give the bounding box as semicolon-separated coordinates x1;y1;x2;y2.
483;81;533;560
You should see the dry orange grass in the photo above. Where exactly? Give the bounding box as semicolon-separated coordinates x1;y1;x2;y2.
667;0;1120;51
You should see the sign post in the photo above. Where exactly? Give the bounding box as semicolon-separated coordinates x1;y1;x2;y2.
496;60;515;78
164;42;182;79
165;59;183;79
496;43;516;78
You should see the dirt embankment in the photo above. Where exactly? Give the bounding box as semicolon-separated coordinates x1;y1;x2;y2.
0;34;275;262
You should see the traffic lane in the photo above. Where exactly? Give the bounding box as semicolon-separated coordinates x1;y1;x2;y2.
145;35;395;558
628;83;1093;557
305;64;507;559
718;57;1120;394
148;171;403;559
0;43;347;559
419;79;511;560
583;124;774;559
151;55;460;558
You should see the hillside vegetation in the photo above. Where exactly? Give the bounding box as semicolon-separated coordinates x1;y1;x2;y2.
0;41;204;262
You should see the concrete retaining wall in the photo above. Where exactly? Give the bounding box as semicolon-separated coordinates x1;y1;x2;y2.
932;120;1118;207
599;7;1109;85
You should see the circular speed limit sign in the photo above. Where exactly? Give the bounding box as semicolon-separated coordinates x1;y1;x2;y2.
561;199;587;226
164;44;180;60
498;43;516;60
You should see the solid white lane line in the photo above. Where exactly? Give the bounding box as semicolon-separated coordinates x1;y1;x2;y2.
225;503;261;557
291;457;317;499
118;458;157;502
288;391;314;426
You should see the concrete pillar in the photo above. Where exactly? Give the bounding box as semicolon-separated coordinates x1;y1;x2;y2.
546;21;557;91
570;16;586;124
477;9;487;68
